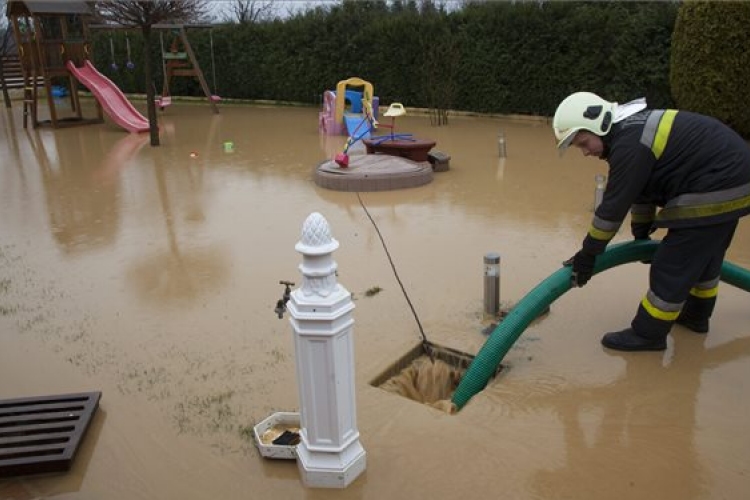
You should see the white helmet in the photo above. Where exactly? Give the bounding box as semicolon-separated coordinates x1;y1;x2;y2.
553;92;617;152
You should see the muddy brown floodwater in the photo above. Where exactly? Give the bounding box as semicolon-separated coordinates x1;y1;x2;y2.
1;99;749;500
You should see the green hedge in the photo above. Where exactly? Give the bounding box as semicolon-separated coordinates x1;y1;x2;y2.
92;1;681;117
671;1;750;138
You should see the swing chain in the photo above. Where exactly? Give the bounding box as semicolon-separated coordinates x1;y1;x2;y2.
125;33;134;70
109;35;118;71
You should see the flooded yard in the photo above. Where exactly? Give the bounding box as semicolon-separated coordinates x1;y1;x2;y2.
1;99;749;499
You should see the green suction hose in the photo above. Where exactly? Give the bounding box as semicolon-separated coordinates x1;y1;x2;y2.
718;260;750;290
451;239;750;410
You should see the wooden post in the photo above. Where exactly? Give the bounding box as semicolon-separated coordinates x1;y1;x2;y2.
31;15;59;127
12;15;40;128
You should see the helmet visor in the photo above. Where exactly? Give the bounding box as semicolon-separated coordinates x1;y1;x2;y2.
555;127;580;153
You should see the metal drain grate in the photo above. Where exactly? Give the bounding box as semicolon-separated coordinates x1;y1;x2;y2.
0;391;101;477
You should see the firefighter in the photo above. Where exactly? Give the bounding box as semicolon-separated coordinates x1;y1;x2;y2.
553;91;750;351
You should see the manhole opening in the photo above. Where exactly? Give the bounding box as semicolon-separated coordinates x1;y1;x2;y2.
371;341;502;414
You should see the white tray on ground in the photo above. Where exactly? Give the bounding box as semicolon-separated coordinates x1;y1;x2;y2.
253;411;301;460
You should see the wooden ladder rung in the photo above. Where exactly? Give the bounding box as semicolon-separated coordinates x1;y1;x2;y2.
171;69;198;77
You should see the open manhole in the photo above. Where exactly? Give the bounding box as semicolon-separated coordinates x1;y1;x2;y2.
0;391;101;477
371;342;501;414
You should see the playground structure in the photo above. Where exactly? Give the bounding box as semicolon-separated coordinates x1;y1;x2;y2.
155;26;220;113
315;77;447;190
334;101;410;167
318;77;448;170
95;24;221;115
318;77;380;137
7;0;104;129
6;1;219;132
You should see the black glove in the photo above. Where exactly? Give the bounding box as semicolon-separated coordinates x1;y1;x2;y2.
563;250;596;287
632;222;654;241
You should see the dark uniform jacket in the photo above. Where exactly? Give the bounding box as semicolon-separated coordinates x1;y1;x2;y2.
582;109;750;255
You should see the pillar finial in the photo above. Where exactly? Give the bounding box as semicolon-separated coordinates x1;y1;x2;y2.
296;212;339;255
295;212;339;298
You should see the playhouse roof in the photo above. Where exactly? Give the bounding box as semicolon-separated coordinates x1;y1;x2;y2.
6;1;93;16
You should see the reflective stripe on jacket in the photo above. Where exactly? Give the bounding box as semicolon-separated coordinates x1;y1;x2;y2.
581;109;750;255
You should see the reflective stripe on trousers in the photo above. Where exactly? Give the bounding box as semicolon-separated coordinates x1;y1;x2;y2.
631;220;738;338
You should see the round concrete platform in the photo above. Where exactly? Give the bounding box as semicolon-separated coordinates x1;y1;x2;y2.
314;154;434;192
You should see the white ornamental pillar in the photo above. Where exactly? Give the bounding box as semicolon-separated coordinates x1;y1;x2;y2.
288;212;366;488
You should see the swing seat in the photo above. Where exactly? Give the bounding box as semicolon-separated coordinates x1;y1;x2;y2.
210;95;221;102
156;96;172;109
163;52;188;60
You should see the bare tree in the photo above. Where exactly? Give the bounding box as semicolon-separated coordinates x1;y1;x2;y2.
94;0;210;146
222;0;274;24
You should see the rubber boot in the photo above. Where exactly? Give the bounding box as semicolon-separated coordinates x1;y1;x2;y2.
674;296;715;334
601;327;667;352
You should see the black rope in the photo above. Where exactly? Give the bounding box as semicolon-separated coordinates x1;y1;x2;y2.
356;192;434;362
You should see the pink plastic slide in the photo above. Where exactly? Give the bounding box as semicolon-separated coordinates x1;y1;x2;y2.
66;60;150;133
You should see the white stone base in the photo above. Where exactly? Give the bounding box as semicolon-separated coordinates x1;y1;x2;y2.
296;440;366;488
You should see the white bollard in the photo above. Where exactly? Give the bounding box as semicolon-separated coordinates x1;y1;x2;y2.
497;131;507;158
287;212;366;488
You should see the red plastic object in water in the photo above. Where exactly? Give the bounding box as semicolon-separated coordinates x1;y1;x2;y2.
335;152;349;168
